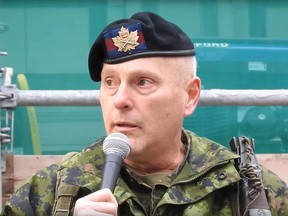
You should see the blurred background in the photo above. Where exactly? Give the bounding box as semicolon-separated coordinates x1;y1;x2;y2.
1;0;288;155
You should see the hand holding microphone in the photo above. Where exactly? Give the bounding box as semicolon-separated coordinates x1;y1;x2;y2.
73;188;118;216
73;133;131;216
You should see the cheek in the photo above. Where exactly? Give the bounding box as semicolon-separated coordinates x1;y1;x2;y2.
151;97;181;121
99;94;111;125
99;92;111;111
161;98;186;123
99;91;104;106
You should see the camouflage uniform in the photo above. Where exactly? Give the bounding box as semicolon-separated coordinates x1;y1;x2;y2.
1;130;288;215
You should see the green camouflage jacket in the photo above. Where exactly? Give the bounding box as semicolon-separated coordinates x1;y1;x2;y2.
1;130;288;215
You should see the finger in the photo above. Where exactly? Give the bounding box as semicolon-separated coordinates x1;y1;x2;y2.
80;201;117;214
82;188;118;206
74;195;118;216
77;209;114;216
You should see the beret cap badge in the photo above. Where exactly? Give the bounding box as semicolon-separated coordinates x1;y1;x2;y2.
112;26;140;52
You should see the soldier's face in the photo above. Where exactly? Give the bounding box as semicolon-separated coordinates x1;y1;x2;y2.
99;57;200;163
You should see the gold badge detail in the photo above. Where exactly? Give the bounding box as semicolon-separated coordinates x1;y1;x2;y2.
112;26;140;52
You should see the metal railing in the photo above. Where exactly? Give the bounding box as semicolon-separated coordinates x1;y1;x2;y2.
14;88;288;107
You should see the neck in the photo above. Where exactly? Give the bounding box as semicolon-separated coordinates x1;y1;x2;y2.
124;142;186;175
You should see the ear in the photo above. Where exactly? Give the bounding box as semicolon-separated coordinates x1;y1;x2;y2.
184;76;201;116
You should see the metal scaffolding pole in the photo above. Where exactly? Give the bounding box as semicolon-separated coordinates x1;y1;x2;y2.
0;67;288;107
15;90;101;106
199;89;288;106
10;89;288;107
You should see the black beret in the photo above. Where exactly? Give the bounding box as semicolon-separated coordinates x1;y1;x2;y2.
88;12;195;82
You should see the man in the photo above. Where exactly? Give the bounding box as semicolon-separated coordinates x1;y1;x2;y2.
2;12;288;216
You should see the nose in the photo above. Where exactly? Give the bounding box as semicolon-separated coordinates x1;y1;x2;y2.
113;83;133;109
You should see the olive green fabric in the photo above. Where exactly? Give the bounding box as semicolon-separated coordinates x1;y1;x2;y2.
1;130;288;215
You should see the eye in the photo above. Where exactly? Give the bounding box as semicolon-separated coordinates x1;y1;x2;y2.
106;79;113;86
138;78;152;86
105;78;117;87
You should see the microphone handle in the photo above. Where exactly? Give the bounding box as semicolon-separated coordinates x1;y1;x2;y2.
101;153;123;191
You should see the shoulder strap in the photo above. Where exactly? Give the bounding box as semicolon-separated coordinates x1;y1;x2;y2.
52;152;80;216
52;182;80;216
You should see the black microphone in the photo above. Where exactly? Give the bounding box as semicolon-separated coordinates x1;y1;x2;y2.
101;133;131;192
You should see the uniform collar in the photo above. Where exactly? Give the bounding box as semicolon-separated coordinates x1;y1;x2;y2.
173;130;240;183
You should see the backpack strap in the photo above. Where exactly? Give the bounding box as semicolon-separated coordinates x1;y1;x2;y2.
52;152;80;216
52;183;80;216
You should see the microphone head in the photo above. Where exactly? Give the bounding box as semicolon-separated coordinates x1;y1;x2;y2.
103;133;131;159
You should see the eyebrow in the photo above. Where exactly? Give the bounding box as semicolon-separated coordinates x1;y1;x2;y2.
102;67;158;78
